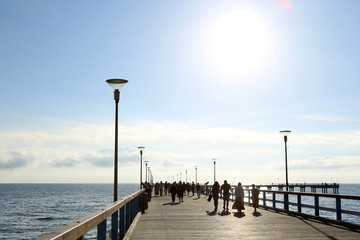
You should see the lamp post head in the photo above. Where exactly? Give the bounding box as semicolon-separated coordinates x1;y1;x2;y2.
106;79;128;90
280;130;291;142
138;146;145;155
280;130;291;136
106;79;128;102
212;158;217;164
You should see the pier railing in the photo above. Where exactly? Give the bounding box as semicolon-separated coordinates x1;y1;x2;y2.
38;189;144;240
202;186;360;228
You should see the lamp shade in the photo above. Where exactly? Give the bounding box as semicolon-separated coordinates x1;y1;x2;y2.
280;130;291;136
138;146;145;151
106;79;128;90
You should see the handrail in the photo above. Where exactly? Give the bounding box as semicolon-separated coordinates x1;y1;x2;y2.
201;185;360;228
38;189;144;240
258;190;360;200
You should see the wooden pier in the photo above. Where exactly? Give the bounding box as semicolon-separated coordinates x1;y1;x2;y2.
128;193;360;240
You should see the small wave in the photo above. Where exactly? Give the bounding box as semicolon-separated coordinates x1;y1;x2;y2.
37;217;55;221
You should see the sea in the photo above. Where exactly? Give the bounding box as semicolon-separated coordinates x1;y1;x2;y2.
0;183;359;240
0;183;138;240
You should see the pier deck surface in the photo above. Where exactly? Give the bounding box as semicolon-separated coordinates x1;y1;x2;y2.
130;193;360;240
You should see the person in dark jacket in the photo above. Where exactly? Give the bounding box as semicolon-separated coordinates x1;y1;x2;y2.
169;182;177;203
212;181;220;211
177;181;184;203
221;180;231;211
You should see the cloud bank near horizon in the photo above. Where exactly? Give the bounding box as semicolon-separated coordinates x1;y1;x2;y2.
0;120;359;183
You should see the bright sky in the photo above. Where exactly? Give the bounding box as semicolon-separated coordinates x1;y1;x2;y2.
1;0;360;184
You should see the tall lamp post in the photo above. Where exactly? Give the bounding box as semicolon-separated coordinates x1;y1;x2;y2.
106;78;128;202
106;78;127;240
280;130;291;211
195;166;198;184
212;158;217;183
185;170;188;183
138;146;145;189
280;130;291;191
144;160;149;182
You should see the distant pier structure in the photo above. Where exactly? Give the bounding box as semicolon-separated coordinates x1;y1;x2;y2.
252;183;340;194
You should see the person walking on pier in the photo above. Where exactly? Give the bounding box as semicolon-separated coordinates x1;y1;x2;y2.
177;181;184;202
212;181;220;211
251;184;260;213
233;182;245;212
196;183;201;198
159;181;164;196
170;182;177;203
221;180;231;211
164;181;169;195
191;182;195;196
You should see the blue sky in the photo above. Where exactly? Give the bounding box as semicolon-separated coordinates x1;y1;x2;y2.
1;0;360;184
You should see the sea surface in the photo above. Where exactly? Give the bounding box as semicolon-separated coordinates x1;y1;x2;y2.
0;183;359;240
0;183;138;240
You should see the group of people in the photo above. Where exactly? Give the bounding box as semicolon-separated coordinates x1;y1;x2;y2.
212;180;260;213
143;180;260;213
142;181;202;203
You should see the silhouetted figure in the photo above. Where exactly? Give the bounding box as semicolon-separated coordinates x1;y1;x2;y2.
159;181;164;196
165;181;169;195
221;180;231;211
251;184;260;212
191;182;195;196
196;183;201;198
212;181;220;211
145;182;152;201
155;182;159;195
177;181;184;202
186;182;191;195
233;182;245;212
170;182;177;203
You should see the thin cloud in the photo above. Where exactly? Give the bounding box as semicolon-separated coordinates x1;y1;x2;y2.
0;157;27;169
289;155;360;170
50;157;79;168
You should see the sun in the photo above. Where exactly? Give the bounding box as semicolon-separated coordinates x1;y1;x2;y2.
203;9;272;78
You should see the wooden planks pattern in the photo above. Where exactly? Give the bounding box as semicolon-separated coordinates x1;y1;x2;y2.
130;193;360;240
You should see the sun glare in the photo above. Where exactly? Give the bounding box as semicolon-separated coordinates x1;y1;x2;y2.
204;9;272;79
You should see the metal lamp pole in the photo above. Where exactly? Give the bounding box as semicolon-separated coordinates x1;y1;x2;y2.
280;130;291;211
195;166;198;184
138;146;145;189
106;78;128;202
212;158;217;183
280;130;291;191
106;78;127;240
144;161;149;182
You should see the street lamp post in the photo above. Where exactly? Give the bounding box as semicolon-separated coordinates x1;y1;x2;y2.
138;146;145;189
195;166;198;184
280;130;291;211
280;130;291;191
185;170;188;183
106;78;127;240
106;78;128;202
144;160;149;182
212;158;217;183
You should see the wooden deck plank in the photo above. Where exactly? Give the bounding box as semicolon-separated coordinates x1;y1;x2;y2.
130;194;360;239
